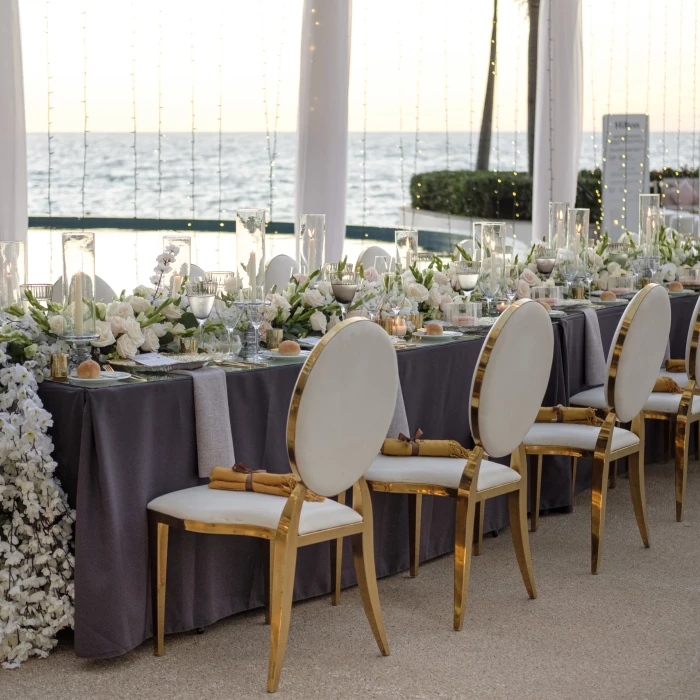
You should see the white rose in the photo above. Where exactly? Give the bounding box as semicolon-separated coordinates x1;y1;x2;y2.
90;320;116;348
516;279;531;299
134;284;155;297
407;283;430;303
106;301;135;319
48;315;65;335
316;281;332;298
110;316;128;337
116;333;138;359
428;286;443;308
124;316;145;346
140;326;160;352
171;323;186;335
150;322;167;338
129;295;151;314
364;267;379;283
607;262;622;276
309;309;327;333
224;276;240;295
302;288;326;308
401;270;415;286
161;303;183;321
327;312;340;330
661;262;677;282
292;272;308;285
433;271;449;285
527;262;539;273
520;268;540;286
597;271;609;291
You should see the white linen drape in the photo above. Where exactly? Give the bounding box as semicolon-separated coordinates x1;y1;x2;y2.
531;0;583;243
0;0;27;243
295;0;352;264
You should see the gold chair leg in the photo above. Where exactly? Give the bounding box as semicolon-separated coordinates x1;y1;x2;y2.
330;490;346;604
591;456;610;575
571;457;578;506
408;493;422;576
352;482;390;656
529;454;542;532
609;460;617;489
263;540;273;624
508;481;537;599
454;495;477;631
267;539;298;693
663;420;671;463
473;500;485;556
627;447;650;547
148;513;168;657
675;420;690;522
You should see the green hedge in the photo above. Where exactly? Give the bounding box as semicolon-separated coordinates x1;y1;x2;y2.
410;169;603;223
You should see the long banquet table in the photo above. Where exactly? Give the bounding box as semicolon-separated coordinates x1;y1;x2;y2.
41;295;698;660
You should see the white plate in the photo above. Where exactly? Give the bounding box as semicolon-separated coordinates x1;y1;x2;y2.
668;290;695;297
412;330;462;341
68;370;131;386
595;298;630;306
262;349;311;363
549;310;566;317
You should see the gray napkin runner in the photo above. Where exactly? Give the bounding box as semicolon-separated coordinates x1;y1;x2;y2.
174;366;235;478
387;381;410;438
580;308;607;386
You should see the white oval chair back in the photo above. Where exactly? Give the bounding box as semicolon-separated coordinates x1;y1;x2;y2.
356;245;393;272
684;293;700;382
265;254;299;294
469;299;554;458
287;318;399;497
604;284;671;423
52;275;117;304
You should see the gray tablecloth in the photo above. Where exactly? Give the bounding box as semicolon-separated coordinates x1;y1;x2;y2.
40;295;698;660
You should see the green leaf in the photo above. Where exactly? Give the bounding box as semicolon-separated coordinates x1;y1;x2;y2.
180;311;199;330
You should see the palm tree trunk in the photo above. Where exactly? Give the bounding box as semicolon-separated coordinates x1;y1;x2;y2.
476;0;498;171
527;0;540;175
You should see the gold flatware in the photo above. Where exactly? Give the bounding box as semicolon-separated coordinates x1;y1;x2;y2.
104;364;148;382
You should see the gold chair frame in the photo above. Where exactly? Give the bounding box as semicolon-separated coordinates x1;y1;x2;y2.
337;301;538;630
148;318;390;693
525;284;661;574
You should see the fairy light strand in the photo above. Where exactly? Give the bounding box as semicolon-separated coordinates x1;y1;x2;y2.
443;0;451;235
621;0;631;229
675;0;684;217
131;3;138;219
157;8;163;220
362;2;369;230
661;1;669;206
216;12;223;267
693;0;699;235
511;3;522;237
410;0;424;228
589;0;601;233
81;10;88;222
547;0;554;200
397;15;406;210
602;0;617;232
189;28;196;223
493;5;500;218
45;0;54;279
261;0;286;223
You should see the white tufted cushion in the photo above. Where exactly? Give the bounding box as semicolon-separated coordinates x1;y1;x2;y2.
365;454;520;493
643;392;700;414
604;285;671;423
265;254;299;294
356;245;393;271
469;300;554;458
570;386;608;410
290;319;399;497
658;369;690;389
147;486;362;535
524;423;639;452
684;295;700;381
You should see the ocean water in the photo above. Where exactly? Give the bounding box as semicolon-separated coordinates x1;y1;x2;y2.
27;132;700;227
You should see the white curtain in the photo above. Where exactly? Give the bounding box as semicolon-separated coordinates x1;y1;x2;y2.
532;0;583;243
295;0;352;264
0;0;27;243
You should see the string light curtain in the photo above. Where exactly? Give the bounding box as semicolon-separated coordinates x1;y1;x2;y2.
0;0;27;243
295;0;352;263
532;0;583;241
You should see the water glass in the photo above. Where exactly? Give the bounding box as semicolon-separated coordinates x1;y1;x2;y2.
386;275;405;321
185;280;217;348
360;281;385;322
205;271;236;292
454;261;480;299
245;301;270;362
504;265;519;303
478;261;501;314
556;249;579;295
445;301;481;327
213;296;245;359
329;269;360;319
535;247;557;278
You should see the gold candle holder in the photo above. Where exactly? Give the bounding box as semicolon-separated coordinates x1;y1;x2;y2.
382;317;395;335
266;328;283;349
180;336;199;353
409;313;424;330
571;286;585;300
50;353;69;381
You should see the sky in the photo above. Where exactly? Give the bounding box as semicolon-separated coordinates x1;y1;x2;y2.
18;0;700;134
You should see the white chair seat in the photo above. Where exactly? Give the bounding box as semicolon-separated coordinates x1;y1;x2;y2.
365;454;521;492
571;384;700;415
524;423;639;452
147;485;362;536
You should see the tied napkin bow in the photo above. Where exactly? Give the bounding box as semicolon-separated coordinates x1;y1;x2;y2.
208;463;325;502
536;405;604;427
382;429;471;459
398;429;424;455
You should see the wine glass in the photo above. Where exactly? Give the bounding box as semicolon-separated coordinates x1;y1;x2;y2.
244;301;270;363
185;280;217;349
360;281;386;323
205;271;236;292
535;247;557;278
478;261;501;315
374;256;391;275
556;249;579;296
582;246;596;300
503;265;519;305
454;261;480;301
213;296;244;360
329;269;360;319
386;275;405;324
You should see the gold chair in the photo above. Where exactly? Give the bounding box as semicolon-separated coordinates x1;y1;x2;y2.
347;299;554;630
147;318;399;692
571;293;700;521
524;284;671;573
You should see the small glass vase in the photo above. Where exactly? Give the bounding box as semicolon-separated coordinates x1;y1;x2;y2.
395;229;418;271
236;209;266;300
549;202;569;249
163;235;192;295
639;194;661;252
0;241;27;308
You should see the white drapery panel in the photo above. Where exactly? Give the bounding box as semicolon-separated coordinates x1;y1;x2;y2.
0;0;27;243
532;0;583;242
295;0;352;264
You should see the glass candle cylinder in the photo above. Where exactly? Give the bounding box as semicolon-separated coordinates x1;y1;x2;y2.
472;221;483;262
639;194;661;252
236;209;266;301
395;229;418;271
567;208;590;259
0;241;26;308
62;232;96;339
163;235;192;294
549;202;569;249
298;214;326;274
481;221;506;256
